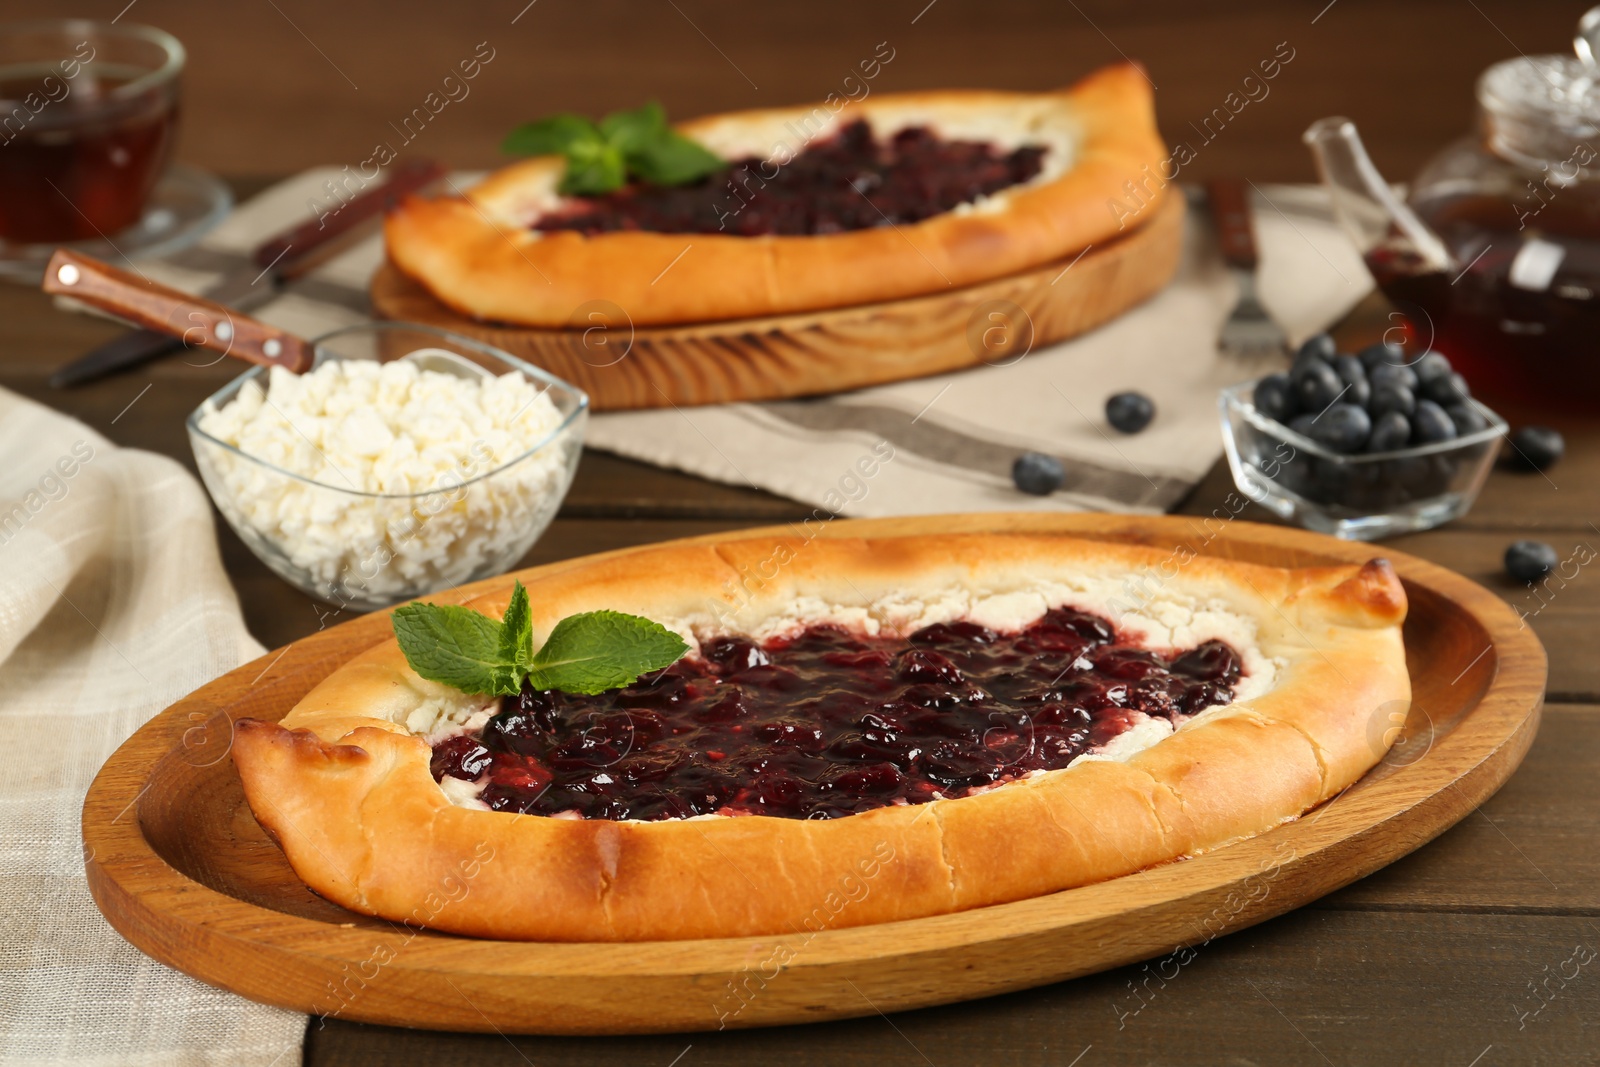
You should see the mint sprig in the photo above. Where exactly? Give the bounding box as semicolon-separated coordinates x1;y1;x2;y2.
392;581;688;697
501;101;723;196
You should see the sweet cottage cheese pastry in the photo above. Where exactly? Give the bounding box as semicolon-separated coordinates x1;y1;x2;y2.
384;63;1169;326
232;532;1410;942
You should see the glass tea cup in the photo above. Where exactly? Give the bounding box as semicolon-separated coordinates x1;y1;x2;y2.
0;20;183;244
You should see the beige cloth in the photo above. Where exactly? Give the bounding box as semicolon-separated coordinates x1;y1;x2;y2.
0;389;305;1065
128;174;1372;515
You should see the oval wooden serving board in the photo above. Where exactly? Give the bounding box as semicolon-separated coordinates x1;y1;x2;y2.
368;194;1184;411
83;514;1545;1035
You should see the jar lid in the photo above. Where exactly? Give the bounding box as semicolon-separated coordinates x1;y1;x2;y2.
1479;55;1600;169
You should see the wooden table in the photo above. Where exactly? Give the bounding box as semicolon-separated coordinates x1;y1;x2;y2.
7;192;1597;1061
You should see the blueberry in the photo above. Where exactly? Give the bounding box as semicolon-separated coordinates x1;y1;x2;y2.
1367;411;1412;452
1508;426;1565;471
1390;454;1435;492
1012;451;1065;495
1504;540;1559;584
1105;391;1155;434
1370;382;1417;418
1412;351;1454;390
1423;371;1472;406
1446;402;1488;435
1411;400;1458;444
1308;403;1371;453
1287;413;1320;440
1253;373;1296;423
1296;333;1337;363
1332;354;1372;408
1358;340;1407;370
1291;358;1344;411
1370;362;1420;393
1310;455;1356;501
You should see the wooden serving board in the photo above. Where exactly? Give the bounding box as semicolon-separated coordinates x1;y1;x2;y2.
82;514;1545;1035
368;194;1184;411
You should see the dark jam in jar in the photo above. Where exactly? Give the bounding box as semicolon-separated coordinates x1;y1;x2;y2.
429;608;1244;822
531;119;1048;237
1366;192;1600;410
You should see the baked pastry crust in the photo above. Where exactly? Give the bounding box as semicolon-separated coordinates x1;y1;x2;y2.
233;532;1409;942
382;63;1167;327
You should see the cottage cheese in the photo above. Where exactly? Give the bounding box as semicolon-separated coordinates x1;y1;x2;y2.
195;354;575;605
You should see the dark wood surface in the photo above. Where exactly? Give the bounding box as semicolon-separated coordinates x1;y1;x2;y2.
9;0;1600;1060
9;194;1598;1067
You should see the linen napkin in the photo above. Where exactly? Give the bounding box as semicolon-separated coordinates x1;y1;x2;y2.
0;388;305;1065
134;172;1370;513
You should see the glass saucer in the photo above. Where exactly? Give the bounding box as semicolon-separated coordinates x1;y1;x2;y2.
0;163;232;283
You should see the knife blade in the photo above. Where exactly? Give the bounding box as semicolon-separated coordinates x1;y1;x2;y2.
49;156;446;389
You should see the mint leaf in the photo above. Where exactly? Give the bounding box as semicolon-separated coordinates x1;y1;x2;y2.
560;138;627;196
599;101;667;154
501;114;602;157
392;602;512;695
497;580;533;672
504;102;723;196
628;130;723;186
394;592;688;699
526;611;689;696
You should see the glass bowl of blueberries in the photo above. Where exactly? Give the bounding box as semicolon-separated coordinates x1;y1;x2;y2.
1219;336;1506;540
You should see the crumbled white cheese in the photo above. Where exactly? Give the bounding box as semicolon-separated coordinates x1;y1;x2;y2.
195;355;572;602
407;699;495;742
439;774;490;810
1068;714;1175;767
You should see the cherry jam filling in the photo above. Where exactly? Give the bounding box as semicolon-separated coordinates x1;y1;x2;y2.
531;120;1048;237
429;608;1243;823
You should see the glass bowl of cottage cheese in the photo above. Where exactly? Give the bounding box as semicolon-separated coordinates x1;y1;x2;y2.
187;323;589;611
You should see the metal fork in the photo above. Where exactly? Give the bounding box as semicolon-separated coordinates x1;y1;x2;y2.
1206;177;1289;361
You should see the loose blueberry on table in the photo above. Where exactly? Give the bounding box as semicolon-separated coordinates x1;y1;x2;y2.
1012;451;1065;495
1507;426;1564;472
1105;391;1155;434
431;610;1245;822
1504;540;1558;584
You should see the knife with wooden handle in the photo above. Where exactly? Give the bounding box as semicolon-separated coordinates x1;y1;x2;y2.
1205;176;1260;270
43;250;315;374
47;156;444;388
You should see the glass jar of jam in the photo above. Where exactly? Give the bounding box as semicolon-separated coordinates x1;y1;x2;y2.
1307;45;1600;410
